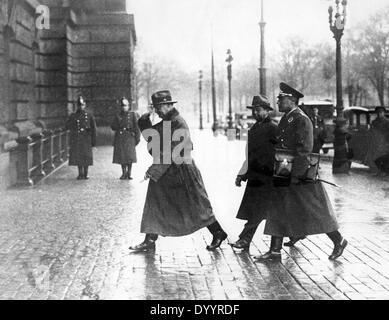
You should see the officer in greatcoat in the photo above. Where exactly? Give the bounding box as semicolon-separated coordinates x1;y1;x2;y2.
256;83;348;261
129;90;228;252
230;95;278;251
65;96;97;180
111;98;140;180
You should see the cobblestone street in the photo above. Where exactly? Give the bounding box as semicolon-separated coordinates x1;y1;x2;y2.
1;129;389;300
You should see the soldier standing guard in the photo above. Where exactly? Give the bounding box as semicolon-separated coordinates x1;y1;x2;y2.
111;98;140;180
257;83;348;261
129;90;228;252
310;107;326;154
65;96;97;180
230;95;278;251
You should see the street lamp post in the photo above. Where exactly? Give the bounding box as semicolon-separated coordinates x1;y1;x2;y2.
387;78;389;108
259;0;267;96
211;49;218;131
199;70;203;130
329;0;350;174
226;49;233;129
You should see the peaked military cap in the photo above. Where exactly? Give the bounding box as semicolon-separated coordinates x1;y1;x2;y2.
247;95;273;110
278;82;304;99
151;90;177;106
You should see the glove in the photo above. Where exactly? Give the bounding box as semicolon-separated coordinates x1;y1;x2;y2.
235;176;243;187
144;171;152;181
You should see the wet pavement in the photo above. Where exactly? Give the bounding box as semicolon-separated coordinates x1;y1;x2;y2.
1;129;389;300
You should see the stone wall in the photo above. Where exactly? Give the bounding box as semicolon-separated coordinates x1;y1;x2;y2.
0;0;136;189
68;10;136;127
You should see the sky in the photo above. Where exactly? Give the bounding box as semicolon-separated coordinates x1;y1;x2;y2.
127;0;389;73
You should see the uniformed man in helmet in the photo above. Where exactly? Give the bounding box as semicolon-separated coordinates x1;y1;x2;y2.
111;97;140;179
65;96;97;179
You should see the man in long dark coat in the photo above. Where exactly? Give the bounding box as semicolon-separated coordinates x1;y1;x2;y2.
309;107;326;153
230;95;277;251
129;90;228;252
65;96;97;180
111;97;140;179
371;107;389;175
257;83;348;261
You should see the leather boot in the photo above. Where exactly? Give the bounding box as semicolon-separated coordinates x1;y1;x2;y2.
230;238;250;251
206;230;228;251
254;237;283;261
120;165;127;180
329;238;348;260
129;234;157;252
127;163;133;180
83;166;89;179
284;236;306;247
77;166;84;180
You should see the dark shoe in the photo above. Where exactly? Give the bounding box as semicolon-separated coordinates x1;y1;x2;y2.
284;236;306;247
120;173;127;180
230;238;250;251
206;231;227;251
329;238;348;260
83;176;89;180
253;250;281;261
77;175;83;180
127;172;133;180
129;240;156;252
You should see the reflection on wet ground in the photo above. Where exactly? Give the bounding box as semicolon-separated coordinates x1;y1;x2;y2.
0;130;389;299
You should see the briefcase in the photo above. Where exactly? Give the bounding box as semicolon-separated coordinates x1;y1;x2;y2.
273;149;320;185
274;149;294;179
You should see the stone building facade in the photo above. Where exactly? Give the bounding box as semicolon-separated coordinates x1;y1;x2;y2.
0;0;136;189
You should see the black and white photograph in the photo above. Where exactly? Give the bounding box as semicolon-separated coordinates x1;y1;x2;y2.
1;0;389;305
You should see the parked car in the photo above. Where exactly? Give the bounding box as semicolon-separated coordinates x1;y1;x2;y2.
299;100;336;154
344;106;389;163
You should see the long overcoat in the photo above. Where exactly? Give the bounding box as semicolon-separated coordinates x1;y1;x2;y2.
264;108;339;237
309;114;325;153
364;118;389;170
138;108;216;237
66;110;97;166
236;117;278;224
111;111;140;164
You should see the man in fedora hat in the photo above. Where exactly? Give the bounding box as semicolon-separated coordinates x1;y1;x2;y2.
256;83;348;261
111;97;140;179
65;96;97;180
230;95;278;251
129;90;228;252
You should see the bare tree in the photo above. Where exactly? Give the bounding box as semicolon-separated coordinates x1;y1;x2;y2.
350;8;389;107
320;43;336;99
230;62;258;112
134;55;194;114
277;38;317;92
